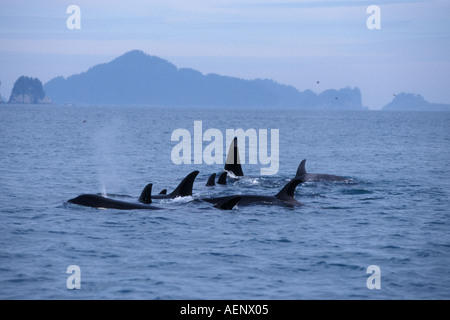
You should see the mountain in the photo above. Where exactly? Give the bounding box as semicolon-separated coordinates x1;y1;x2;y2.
9;76;51;104
383;93;450;111
44;50;364;109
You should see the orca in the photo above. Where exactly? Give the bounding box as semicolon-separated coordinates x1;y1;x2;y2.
224;137;244;177
296;159;349;182
68;194;161;209
205;171;227;186
217;171;227;185
68;184;161;210
206;173;216;187
138;183;153;204
69;180;240;210
159;189;167;195
213;196;242;210
146;173;241;209
144;170;199;199
202;178;303;207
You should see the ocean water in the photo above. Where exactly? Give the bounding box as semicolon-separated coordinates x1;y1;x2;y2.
0;104;449;300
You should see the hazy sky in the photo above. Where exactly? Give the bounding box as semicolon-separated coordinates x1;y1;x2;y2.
1;0;449;109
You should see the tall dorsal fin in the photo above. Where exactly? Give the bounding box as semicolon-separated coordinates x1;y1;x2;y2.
169;171;199;197
296;159;307;178
217;171;228;185
224;137;244;176
275;179;302;201
159;189;167;195
214;196;242;210
206;173;216;187
139;183;153;204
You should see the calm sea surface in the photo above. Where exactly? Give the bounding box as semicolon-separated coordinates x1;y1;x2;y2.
0;104;449;299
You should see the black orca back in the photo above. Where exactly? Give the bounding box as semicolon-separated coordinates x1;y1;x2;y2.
214;196;242;210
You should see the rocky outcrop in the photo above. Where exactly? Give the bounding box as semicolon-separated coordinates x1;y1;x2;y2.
9;76;51;104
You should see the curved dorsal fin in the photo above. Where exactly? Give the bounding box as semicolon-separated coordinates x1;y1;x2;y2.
206;173;216;187
159;189;167;195
224;137;244;176
296;159;307;178
169;171;199;197
139;183;153;204
217;171;228;185
275;179;302;201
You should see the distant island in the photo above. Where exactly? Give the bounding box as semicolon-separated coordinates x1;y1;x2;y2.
9;76;51;104
44;50;365;110
383;93;450;111
0;80;4;103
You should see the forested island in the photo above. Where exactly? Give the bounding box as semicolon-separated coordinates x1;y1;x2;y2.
44;50;365;110
383;93;450;111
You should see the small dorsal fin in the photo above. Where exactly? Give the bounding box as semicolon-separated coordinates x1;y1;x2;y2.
169;171;199;197
275;179;302;201
139;183;153;204
206;173;216;187
214;196;242;210
224;137;244;176
159;189;167;195
217;171;228;185
296;159;307;178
